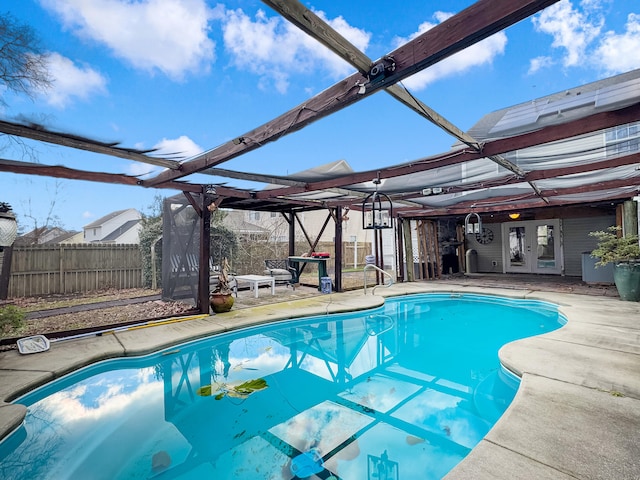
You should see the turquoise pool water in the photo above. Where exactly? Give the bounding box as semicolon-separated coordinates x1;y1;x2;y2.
0;293;565;479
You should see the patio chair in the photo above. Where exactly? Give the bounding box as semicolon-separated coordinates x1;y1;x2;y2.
263;259;298;289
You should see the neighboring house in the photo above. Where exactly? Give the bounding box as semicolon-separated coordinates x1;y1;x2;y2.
253;159;393;257
58;231;85;244
221;210;270;241
83;209;142;243
99;219;142;243
15;227;75;245
45;230;83;244
434;69;640;280
232;200;393;267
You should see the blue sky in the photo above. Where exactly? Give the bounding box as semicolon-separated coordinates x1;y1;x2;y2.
2;0;639;232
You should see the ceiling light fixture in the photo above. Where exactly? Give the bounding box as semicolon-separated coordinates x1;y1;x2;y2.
422;187;444;196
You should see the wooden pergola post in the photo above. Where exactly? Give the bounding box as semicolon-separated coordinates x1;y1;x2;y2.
403;219;415;281
334;206;343;292
287;211;295;257
198;188;212;314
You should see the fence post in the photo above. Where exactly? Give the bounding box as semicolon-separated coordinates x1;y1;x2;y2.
59;244;65;294
0;246;13;300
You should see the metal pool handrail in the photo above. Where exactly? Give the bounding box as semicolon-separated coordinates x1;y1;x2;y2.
363;263;394;295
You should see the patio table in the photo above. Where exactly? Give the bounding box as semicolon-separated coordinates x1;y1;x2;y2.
288;256;329;291
234;275;276;298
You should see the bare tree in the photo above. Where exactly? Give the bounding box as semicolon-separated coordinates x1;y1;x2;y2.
17;179;65;242
0;12;51;104
0;13;63;238
0;13;52;159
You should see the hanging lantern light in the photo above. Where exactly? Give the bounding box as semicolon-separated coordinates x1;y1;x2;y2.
362;175;393;230
0;203;18;249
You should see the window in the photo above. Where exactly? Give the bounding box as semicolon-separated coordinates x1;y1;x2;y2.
605;122;639;157
271;212;277;218
254;212;260;220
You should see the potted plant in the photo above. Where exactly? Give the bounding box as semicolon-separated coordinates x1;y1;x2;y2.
210;257;235;313
0;202;18;249
590;226;640;301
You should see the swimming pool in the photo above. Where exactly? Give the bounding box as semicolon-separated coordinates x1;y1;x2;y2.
0;293;565;479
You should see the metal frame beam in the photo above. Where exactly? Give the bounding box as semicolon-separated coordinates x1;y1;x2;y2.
261;0;526;178
143;0;558;187
259;103;640;199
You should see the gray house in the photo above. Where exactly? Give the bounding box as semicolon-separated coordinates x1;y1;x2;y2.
83;208;142;244
447;69;640;281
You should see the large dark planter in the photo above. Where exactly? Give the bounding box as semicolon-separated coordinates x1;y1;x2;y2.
210;292;234;313
613;263;640;302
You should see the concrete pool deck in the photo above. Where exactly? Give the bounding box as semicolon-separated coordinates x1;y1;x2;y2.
0;281;639;478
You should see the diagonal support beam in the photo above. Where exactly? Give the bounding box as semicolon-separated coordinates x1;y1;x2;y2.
0;120;180;169
202;167;388;202
144;0;556;187
261;0;525;177
389;150;640;199
202;167;307;187
395;178;640;217
0;158;256;198
0;158;200;191
256;102;640;199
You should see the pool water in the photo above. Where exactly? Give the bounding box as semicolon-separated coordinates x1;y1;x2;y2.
0;294;565;480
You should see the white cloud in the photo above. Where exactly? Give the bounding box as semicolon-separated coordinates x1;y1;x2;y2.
127;162;158;177
215;7;370;93
304;11;372;78
531;1;640;75
531;0;603;68
127;135;204;177
528;55;554;75
595;13;640;74
394;13;507;91
126;136;203;176
153;135;203;159
44;375;162;425
40;0;215;80
42;52;107;108
82;211;93;219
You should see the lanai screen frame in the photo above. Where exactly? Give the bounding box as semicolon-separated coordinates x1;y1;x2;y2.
0;0;638;312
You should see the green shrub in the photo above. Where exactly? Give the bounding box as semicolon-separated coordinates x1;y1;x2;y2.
590;226;640;266
0;305;25;335
139;215;163;288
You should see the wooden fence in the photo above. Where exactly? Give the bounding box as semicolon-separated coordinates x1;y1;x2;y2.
5;240;371;298
8;244;143;298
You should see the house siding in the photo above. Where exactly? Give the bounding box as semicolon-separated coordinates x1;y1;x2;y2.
562;215;615;277
83;209;141;243
236;208;393;266
467;222;504;273
467;217;616;277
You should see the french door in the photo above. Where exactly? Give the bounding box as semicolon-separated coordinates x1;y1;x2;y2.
502;219;562;274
